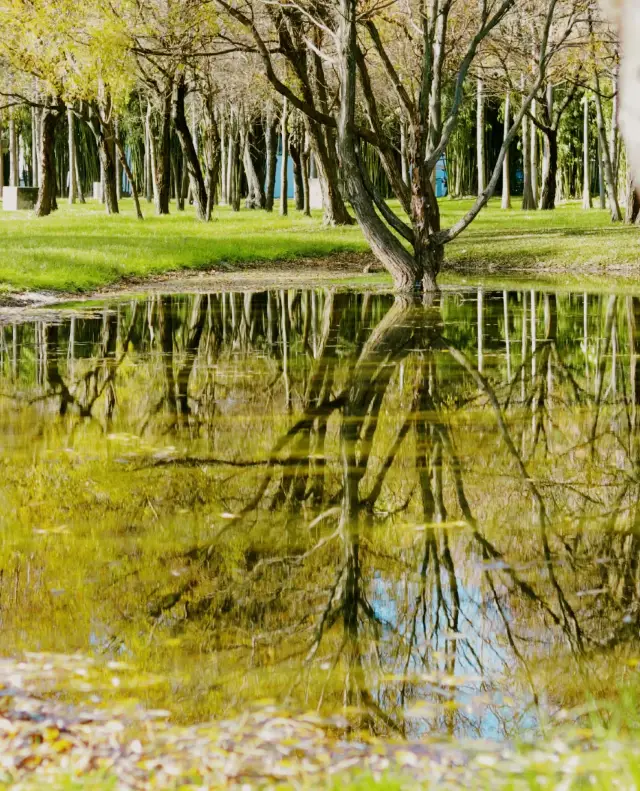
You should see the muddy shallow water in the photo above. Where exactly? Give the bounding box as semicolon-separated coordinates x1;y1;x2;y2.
0;284;638;740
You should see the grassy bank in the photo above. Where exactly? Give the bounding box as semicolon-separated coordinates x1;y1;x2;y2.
0;198;639;293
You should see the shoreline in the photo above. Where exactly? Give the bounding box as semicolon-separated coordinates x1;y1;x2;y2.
2;250;640;312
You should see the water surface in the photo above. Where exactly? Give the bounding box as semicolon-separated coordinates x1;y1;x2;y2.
0;285;638;740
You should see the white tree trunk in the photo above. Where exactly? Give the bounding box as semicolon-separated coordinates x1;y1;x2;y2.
68;108;76;204
597;136;606;209
502;91;511;209
31;106;39;188
9;109;18;187
530;99;538;206
476;78;485;196
583;95;592;210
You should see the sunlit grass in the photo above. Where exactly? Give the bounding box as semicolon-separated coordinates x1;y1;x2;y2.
0;197;638;293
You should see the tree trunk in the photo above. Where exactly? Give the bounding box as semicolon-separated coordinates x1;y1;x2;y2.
597;136;606;209
74;147;85;203
400;120;409;187
97;135;119;214
68;108;76;204
610;62;620;191
539;129;558;210
31;106;39;188
0;116;4;198
583;96;592;210
626;167;640;224
594;83;622;221
115;136;143;220
265;104;278;211
172;153;184;210
522;109;536;210
172;73;208;221
336;0;422;291
530;101;538;205
280;97;289;216
242;126;265;209
220;117;227;205
477;77;485;195
154;87;172;215
34;106;60;217
115;121;122;202
9;108;18;187
302;131;311;216
501;91;511;209
290;140;304;210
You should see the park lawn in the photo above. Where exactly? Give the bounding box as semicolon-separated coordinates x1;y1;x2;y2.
0;197;639;293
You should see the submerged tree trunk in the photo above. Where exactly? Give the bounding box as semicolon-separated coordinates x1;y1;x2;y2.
502;92;511;209
35;104;61;217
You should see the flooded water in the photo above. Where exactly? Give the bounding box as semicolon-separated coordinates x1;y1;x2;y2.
1;286;639;740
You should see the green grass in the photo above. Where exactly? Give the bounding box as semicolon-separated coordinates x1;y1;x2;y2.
0;196;639;293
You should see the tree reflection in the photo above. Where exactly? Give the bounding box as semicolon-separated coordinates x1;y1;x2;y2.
4;287;640;737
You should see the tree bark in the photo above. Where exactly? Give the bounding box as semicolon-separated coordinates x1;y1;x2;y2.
521;108;536;210
400;120;409;187
0;116;4;198
501;92;511;209
265;103;278;211
625;167;640;224
302;130;311;216
154;86;172;215
35;104;61;217
290;140;304;210
68;108;76;204
336;0;422;291
594;80;622;221
243;124;266;209
115;120;122;202
280;97;289;216
477;77;485;195
172;72;208;221
583;95;592;210
539;129;557;210
530;101;538;205
115;135;143;220
9;108;18;187
31;106;39;188
74;147;85;203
